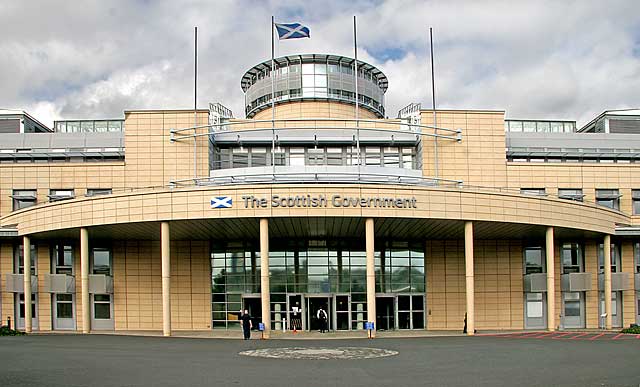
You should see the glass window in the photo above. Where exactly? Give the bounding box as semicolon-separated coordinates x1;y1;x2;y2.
12;189;37;210
524;247;544;274
632;190;640;215
56;294;73;318
383;147;400;167
561;243;582;274
526;293;544;318
365;147;381;166
523;122;536;132
49;189;74;202
598;243;620;273
87;188;112;197
326;148;343;166
558;188;583;202
53;244;74;275
250;148;268;167
302;63;314;74
520;188;546;196
595;189;620;210
306;148;325;166
16;244;37;275
289;148;305;166
92;248;112;275
564;292;581;317
635;242;640;273
232;148;249;168
94;294;111;319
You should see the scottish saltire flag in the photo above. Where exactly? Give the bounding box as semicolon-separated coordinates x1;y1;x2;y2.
211;196;232;209
274;22;310;40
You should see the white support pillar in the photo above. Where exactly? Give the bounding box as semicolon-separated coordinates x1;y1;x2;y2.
365;218;376;338
260;218;271;339
161;221;171;337
603;234;612;330
545;226;555;331
80;227;90;333
22;236;32;333
464;221;475;336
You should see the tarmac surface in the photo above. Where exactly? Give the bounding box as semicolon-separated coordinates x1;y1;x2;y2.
0;334;638;386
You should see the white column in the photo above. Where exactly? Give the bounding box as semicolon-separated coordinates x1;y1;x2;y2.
365;218;376;338
603;234;612;330
260;218;271;339
464;221;475;336
546;226;555;331
161;221;171;337
80;227;90;333
22;236;32;333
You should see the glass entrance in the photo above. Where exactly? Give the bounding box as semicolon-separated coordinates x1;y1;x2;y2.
376;296;395;330
288;294;304;330
307;296;331;331
599;291;622;328
242;296;262;331
335;295;350;330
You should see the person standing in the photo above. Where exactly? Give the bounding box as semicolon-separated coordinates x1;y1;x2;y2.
240;310;252;340
317;307;328;333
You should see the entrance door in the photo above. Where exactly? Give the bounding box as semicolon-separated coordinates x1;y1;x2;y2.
52;294;76;330
562;292;585;329
335;295;350;330
52;243;75;330
524;292;546;329
599;291;622;328
306;296;331;331
15;293;38;330
287;294;304;331
376;297;395;331
242;296;262;331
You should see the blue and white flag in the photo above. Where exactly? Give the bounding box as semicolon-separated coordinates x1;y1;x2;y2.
211;196;232;209
274;22;310;40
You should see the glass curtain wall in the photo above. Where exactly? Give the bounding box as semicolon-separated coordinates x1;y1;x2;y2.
210;239;425;330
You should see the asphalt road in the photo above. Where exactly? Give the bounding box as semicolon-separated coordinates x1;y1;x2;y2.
0;334;638;387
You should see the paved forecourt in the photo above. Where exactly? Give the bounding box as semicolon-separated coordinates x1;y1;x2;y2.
0;335;638;387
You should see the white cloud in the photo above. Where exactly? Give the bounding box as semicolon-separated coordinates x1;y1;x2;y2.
0;0;638;128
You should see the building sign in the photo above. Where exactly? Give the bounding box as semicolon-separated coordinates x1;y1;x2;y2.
211;195;417;209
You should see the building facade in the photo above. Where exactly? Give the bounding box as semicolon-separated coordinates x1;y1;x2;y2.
1;54;639;337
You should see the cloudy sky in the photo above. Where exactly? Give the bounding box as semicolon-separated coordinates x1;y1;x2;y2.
1;0;639;128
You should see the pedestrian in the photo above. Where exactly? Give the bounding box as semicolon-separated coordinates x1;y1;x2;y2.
317;307;328;333
240;309;252;340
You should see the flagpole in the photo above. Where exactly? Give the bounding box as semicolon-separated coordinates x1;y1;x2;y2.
353;15;360;177
193;26;198;180
271;16;276;174
429;27;438;182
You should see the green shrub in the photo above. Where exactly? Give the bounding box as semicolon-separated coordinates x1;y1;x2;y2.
620;325;640;334
0;326;25;336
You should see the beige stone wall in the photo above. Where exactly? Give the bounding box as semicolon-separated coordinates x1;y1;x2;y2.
0;242;14;325
0;163;126;220
421;110;507;187
2;185;626;236
427;239;524;330
112;240;210;331
123;110;210;188
252;101;379;120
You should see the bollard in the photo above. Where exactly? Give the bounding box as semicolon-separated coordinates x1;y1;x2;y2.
7;316;11;330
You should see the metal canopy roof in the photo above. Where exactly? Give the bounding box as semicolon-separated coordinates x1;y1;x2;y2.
240;54;389;92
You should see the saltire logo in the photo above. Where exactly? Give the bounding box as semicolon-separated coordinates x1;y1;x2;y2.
211;196;232;209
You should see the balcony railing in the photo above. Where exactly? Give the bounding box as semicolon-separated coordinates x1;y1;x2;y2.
42;274;76;293
524;273;547;292
561;273;592;292
3;274;37;293
598;272;632;291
